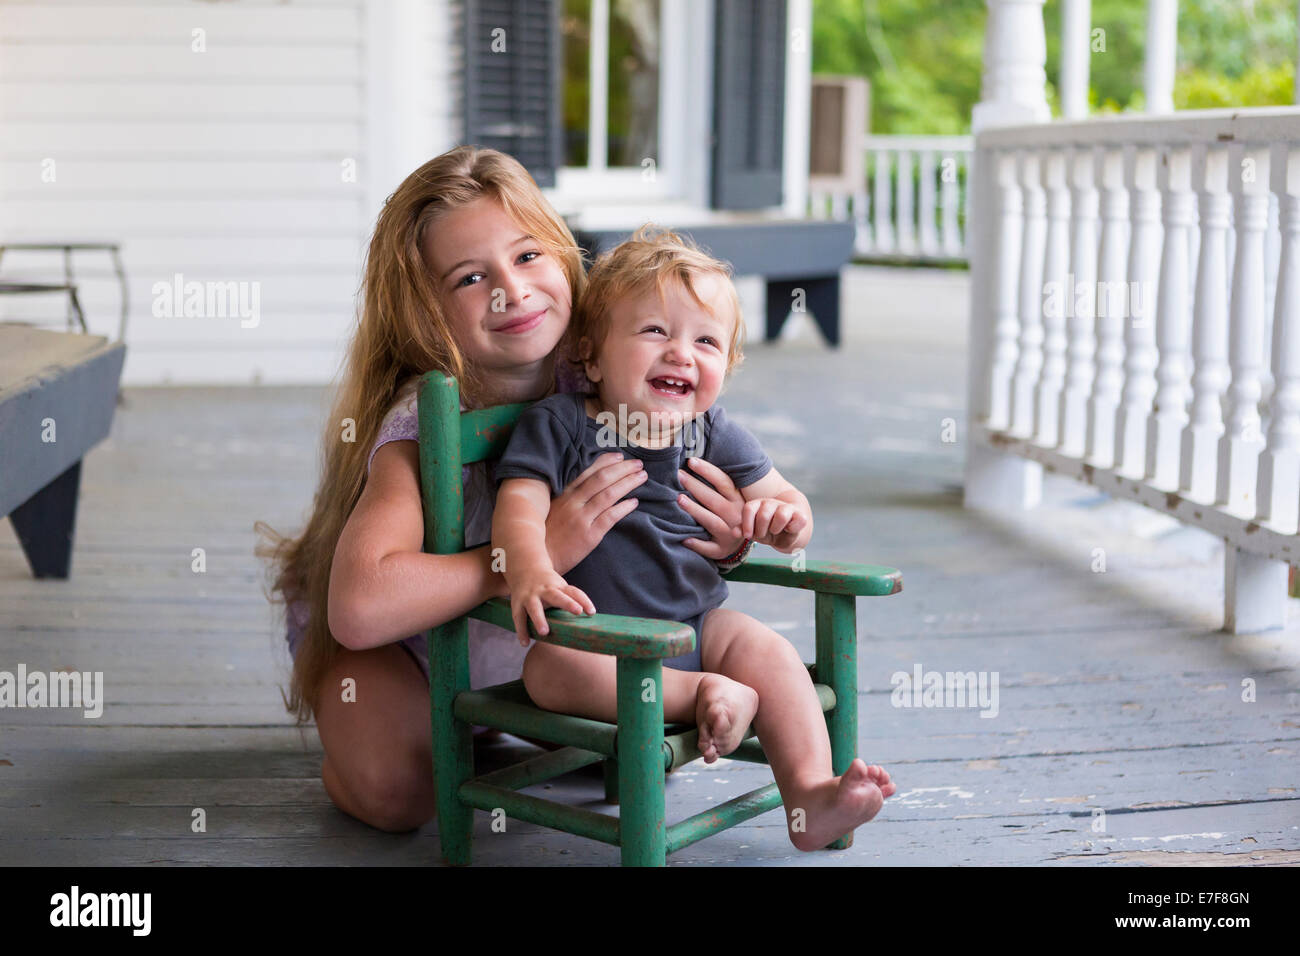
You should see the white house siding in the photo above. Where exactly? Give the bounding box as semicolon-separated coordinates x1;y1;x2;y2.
0;0;462;384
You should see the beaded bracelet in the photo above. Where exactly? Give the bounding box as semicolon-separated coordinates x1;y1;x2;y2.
716;537;754;572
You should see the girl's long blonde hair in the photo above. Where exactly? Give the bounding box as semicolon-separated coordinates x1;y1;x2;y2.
257;146;585;724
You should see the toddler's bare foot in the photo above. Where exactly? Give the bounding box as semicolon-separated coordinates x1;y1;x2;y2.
865;762;896;799
785;759;894;852
695;673;759;764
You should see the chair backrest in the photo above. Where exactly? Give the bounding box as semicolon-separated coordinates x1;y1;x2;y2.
416;371;533;558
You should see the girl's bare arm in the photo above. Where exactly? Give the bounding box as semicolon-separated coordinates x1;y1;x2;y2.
327;440;507;650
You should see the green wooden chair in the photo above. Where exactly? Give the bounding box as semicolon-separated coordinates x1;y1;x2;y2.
417;371;903;866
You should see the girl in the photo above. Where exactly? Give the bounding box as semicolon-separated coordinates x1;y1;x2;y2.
257;147;749;833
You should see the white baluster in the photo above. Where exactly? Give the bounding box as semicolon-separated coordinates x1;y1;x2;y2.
941;152;962;256
808;189;826;220
830;192;849;220
987;150;1024;430
853;187;871;254
1086;147;1130;468
1036;150;1071;446
1217;143;1270;516
1219;143;1282;636
873;149;894;254
1180;144;1231;503
1258;142;1300;532
962;153;973;254
1226;207;1237;301
1011;150;1047;438
897;150;916;254
1145;145;1195;490
919;150;939;255
1263;191;1281;408
1114;145;1162;478
1059;146;1099;457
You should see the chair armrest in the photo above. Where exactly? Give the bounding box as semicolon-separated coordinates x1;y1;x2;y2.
467;598;696;659
722;556;902;596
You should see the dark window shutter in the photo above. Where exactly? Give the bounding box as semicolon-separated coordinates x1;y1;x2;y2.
711;0;787;210
464;0;562;188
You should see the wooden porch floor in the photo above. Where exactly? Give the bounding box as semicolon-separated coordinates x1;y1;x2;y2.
2;267;1297;866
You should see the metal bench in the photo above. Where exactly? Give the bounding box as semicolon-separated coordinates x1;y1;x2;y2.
571;218;856;346
0;325;126;577
0;242;128;341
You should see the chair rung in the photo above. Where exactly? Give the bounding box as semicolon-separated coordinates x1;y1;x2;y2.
474;746;606;791
720;738;768;765
457;680;832;780
455;681;618;756
459;780;621;847
666;782;784;853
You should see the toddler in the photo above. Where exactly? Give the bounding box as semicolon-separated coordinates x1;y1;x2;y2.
491;227;895;850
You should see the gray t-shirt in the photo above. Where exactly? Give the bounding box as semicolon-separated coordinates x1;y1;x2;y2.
493;392;773;624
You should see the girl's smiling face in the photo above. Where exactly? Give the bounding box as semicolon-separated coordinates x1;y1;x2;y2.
422;197;572;388
582;272;735;447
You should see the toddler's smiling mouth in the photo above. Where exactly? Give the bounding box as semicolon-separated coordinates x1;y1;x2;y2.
649;376;693;396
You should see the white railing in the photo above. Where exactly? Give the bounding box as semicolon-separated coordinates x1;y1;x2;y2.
808;134;973;261
965;107;1300;634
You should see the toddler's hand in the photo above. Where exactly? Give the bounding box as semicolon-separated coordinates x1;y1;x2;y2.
509;569;596;648
741;498;808;553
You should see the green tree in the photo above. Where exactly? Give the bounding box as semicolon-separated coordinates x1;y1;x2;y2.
814;0;1299;134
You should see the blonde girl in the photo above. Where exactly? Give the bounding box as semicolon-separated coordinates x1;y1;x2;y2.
258;146;748;832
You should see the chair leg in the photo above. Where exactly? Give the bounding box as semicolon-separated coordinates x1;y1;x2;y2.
429;621;474;865
816;592;859;850
602;757;620;805
616;658;666;866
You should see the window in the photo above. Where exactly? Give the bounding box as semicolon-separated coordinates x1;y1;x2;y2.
562;0;662;171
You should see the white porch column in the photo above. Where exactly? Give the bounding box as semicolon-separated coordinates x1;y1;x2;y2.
782;0;813;218
971;0;1051;131
364;0;436;223
1144;0;1178;115
1060;0;1092;120
965;0;1050;511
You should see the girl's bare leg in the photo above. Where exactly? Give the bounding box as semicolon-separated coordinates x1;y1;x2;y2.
700;608;897;851
314;643;437;832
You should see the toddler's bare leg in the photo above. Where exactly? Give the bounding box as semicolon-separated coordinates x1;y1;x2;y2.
523;640;709;724
700;609;897;851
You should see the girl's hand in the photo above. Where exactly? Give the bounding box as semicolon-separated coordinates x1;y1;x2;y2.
509;568;596;648
741;498;808;554
676;458;746;560
544;452;647;574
